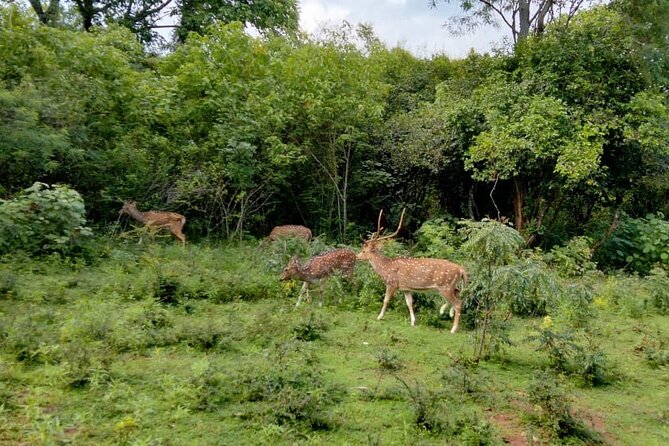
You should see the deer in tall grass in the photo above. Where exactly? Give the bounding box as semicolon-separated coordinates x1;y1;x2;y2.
119;200;187;246
357;209;467;333
268;225;313;242
281;248;357;307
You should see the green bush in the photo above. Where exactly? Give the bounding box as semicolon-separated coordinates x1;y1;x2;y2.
0;182;92;256
2;309;60;364
646;267;669;315
598;213;669;274
544;236;597;277
414;217;461;259
0;269;17;297
526;372;602;442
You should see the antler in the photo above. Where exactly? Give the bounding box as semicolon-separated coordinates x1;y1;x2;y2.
372;208;406;242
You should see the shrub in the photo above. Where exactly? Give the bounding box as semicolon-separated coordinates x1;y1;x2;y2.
544;236;597;277
376;349;404;373
2;309;60;364
459;219;525;361
396;377;498;444
646;267;669;315
0;269;17;297
0;182;92;256
598;212;669;274
59;343;112;389
292;313;328;342
414;217;461;259
526;372;602;442
634;326;669;368
496;259;558;317
531;321;612;387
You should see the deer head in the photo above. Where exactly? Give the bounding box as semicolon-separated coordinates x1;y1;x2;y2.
357;208;405;260
119;200;137;216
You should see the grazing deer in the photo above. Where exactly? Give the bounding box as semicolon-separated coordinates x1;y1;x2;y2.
357;209;467;334
281;248;357;307
268;225;312;242
119;200;186;246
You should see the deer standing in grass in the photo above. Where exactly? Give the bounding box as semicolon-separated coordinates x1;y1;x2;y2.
119;200;187;246
357;209;468;334
268;225;313;242
281;248;357;307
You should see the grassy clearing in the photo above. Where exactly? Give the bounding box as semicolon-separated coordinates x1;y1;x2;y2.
1;241;668;445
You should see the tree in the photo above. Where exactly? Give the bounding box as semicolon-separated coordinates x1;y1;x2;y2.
429;0;600;44
173;0;298;43
21;0;298;46
26;0;61;25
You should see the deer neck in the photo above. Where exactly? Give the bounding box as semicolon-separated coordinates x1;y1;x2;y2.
296;264;318;283
366;251;395;281
125;205;147;224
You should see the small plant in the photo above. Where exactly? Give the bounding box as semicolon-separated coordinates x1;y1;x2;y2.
396;376;499;444
634;325;669;368
440;355;482;397
526;371;602;442
292;313;328;342
60;343;112;389
376;348;404;372
154;274;182;306
531;320;612;387
395;377;445;433
646;267;669;315
0;269;17;297
460;219;525;362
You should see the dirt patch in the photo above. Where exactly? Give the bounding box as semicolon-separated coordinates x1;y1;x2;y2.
491;411;544;446
576;409;618;445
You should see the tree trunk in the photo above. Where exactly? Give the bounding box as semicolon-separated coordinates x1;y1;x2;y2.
513;178;524;232
28;0;60;25
536;0;554;35
518;0;531;41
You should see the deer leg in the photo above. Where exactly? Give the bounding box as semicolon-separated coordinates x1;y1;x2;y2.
296;282;309;307
377;285;396;321
404;292;416;326
439;303;455;318
439;287;462;334
318;283;324;307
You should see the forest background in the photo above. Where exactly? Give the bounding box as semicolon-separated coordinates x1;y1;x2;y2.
1;0;667;270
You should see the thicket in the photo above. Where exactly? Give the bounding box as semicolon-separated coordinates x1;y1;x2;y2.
1;3;667;254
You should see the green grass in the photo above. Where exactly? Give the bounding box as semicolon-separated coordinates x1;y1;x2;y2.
1;241;668;445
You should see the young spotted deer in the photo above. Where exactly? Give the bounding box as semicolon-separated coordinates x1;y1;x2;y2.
357;209;468;333
119;200;187;246
281;248;357;307
268;225;313;242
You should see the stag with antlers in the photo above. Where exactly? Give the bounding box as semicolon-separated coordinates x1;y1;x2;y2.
357;209;467;333
281;248;356;307
119;200;187;246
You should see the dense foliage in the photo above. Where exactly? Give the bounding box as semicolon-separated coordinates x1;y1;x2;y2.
1;1;668;270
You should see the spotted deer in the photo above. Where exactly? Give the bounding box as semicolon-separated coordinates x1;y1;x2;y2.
357;209;467;333
268;225;313;242
119;200;186;246
281;248;357;307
